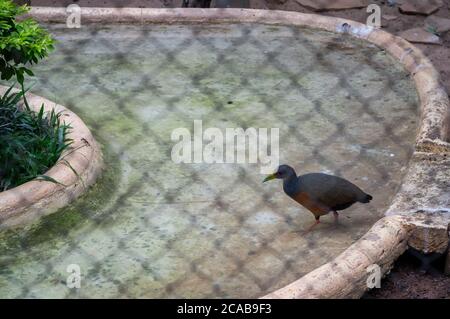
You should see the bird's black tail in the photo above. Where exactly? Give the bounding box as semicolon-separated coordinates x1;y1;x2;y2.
360;194;373;203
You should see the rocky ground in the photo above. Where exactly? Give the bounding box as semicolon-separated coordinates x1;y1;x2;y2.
14;0;450;299
363;250;450;299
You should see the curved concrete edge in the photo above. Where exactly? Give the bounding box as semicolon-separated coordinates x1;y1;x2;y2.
0;86;103;228
22;8;450;298
263;215;413;298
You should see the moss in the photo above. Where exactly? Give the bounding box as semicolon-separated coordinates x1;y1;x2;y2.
265;26;281;33
187;93;219;109
0;142;121;260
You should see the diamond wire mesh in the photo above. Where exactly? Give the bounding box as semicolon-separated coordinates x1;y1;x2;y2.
0;6;425;299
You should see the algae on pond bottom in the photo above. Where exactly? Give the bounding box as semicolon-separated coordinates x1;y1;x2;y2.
0;23;419;298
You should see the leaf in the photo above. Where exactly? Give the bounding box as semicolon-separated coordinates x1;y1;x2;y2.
23;67;34;76
60;159;85;188
35;174;66;186
37;104;44;121
0;0;54;85
15;69;24;85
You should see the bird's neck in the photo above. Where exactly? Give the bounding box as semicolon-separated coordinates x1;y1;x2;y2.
283;174;298;197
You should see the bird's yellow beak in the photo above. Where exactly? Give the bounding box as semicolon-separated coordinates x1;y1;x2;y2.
263;173;277;183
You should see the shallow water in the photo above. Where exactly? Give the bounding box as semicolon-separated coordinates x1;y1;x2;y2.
0;23;418;298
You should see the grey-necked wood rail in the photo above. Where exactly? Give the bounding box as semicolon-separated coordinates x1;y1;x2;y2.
263;165;372;232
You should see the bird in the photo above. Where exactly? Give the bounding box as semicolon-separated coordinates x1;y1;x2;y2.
263;165;372;233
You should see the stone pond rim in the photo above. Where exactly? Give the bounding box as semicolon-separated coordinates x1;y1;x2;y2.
0;86;104;227
3;8;450;298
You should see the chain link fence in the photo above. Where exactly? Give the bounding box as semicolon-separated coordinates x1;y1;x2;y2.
0;4;429;298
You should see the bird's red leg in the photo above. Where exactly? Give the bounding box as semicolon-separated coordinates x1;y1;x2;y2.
303;217;320;234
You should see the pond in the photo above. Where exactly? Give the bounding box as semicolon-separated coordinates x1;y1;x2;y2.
0;23;418;298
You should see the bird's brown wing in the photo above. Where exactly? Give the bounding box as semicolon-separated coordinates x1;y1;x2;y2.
300;173;359;210
316;186;358;210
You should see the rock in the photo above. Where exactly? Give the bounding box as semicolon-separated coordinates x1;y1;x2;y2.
399;0;443;16
425;15;450;33
445;250;450;276
408;223;449;254
211;0;249;7
398;27;442;45
383;14;399;21
387;0;397;7
247;0;268;8
294;0;368;11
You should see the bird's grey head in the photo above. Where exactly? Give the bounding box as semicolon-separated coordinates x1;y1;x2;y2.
263;165;296;183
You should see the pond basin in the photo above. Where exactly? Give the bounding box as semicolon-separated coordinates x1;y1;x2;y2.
0;23;419;298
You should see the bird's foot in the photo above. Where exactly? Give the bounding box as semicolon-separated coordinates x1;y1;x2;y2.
301;219;320;235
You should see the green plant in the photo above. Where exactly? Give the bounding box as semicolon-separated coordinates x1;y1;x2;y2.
0;86;72;191
0;1;67;191
0;0;54;91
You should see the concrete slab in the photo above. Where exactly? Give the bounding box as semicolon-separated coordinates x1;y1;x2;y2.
399;0;443;16
425;15;450;33
398;27;442;44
